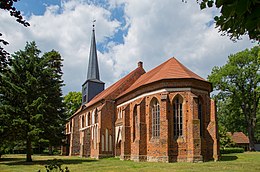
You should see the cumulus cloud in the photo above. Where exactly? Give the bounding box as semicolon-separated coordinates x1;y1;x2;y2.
0;0;255;95
109;0;255;79
1;0;119;94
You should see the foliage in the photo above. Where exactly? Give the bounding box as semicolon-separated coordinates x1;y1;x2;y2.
0;0;30;73
196;0;260;42
38;50;65;151
208;46;260;150
220;147;244;154
216;97;246;133
0;42;65;161
64;92;82;119
38;159;70;172
218;125;235;149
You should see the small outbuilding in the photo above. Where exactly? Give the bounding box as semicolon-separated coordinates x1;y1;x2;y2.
230;132;249;151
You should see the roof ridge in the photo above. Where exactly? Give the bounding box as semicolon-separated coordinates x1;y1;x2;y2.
85;66;145;107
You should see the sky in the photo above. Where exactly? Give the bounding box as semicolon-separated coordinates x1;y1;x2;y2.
0;0;256;95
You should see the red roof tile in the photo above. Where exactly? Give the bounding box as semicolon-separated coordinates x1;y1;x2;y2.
231;132;249;144
118;57;206;98
85;65;146;107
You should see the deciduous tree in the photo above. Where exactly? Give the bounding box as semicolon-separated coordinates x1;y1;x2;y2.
0;0;29;73
196;0;260;42
208;46;260;150
64;91;82;119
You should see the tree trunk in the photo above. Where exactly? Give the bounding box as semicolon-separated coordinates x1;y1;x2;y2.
247;120;255;151
48;145;53;155
26;136;32;162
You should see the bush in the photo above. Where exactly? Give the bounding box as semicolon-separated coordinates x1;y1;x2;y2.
220;147;244;154
38;159;70;172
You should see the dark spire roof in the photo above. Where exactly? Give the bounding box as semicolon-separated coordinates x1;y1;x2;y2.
87;24;100;81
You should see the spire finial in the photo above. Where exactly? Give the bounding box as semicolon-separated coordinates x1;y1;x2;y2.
92;19;96;30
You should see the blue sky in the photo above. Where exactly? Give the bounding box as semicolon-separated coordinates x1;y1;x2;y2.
15;0;127;53
1;0;256;95
15;0;61;16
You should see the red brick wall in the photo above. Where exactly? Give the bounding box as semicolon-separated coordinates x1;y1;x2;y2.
68;78;219;162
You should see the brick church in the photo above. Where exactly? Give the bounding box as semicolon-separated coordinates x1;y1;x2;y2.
65;26;220;162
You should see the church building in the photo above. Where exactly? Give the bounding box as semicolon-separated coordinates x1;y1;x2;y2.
65;26;220;162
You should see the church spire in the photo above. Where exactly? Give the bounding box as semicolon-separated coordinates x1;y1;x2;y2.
87;21;100;80
82;21;104;105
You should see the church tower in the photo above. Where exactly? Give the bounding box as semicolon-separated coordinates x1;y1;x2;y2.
82;23;105;105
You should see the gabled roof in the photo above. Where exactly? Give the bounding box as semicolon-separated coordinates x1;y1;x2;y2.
231;132;249;144
118;57;206;98
85;64;146;107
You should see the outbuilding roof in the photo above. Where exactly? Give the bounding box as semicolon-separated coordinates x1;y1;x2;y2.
231;132;249;144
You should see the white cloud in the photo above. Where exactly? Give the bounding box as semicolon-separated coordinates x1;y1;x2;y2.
104;0;256;84
0;1;120;94
0;0;256;95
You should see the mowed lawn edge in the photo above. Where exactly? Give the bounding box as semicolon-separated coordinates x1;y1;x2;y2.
0;152;260;172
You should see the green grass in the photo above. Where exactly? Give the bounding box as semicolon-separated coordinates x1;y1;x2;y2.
0;152;260;172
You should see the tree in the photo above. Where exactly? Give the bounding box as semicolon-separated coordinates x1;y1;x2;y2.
218;125;235;149
38;50;66;154
0;42;65;161
64;92;82;119
208;46;260;151
196;0;260;42
0;0;29;74
216;97;247;133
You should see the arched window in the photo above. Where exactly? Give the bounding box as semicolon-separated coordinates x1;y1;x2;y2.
133;105;137;141
102;135;105;151
94;126;97;149
81;115;85;128
109;135;112;151
118;109;122;119
95;109;98;124
87;112;90;126
151;98;160;138
198;98;203;136
70;121;72;132
173;95;183;138
92;110;95;124
106;128;109;151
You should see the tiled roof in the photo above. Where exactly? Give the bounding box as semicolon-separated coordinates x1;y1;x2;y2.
118;57;206;98
85;65;146;107
231;132;249;144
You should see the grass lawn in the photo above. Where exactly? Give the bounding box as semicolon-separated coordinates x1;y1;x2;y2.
0;152;260;172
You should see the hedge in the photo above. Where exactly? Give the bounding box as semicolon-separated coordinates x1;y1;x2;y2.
220;147;244;154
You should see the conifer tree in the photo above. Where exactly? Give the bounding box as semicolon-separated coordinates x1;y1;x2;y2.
0;42;65;161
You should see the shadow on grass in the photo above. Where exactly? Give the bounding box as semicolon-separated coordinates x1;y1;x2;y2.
0;157;25;162
220;155;238;161
1;157;97;166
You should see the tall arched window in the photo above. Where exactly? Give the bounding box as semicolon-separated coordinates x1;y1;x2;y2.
173;95;183;138
198;98;203;136
95;109;98;124
88;112;90;126
151;98;160;138
94;126;97;149
81;115;85;128
69;121;72;132
106;128;109;151
133;105;137;141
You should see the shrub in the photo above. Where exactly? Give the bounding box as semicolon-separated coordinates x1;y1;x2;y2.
220;147;244;154
38;159;69;172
